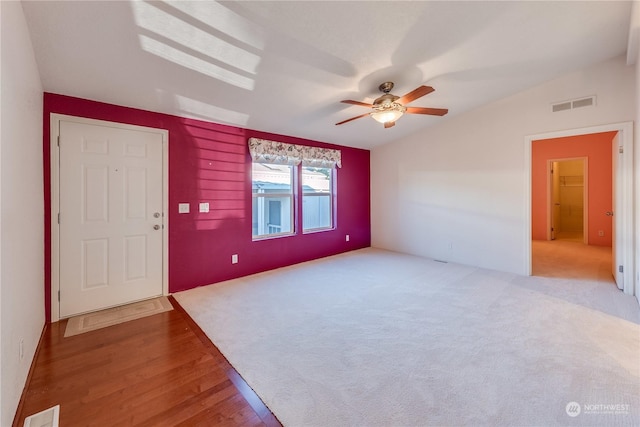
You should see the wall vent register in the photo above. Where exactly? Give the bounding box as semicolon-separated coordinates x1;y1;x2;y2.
551;96;596;113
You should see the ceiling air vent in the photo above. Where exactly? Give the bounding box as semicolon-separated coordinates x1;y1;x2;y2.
552;102;571;112
551;95;596;113
572;96;594;108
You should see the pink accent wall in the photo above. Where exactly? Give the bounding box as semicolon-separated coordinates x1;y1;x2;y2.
531;131;615;245
43;93;371;321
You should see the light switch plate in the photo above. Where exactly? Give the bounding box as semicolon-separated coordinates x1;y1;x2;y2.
199;202;209;213
178;203;190;214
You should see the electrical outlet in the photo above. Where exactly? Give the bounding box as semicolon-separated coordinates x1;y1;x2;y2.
598;230;604;237
178;203;190;214
232;254;238;264
199;202;209;213
345;234;350;242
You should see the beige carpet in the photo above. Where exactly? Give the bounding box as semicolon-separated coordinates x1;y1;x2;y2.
64;296;172;337
175;248;640;426
532;238;613;281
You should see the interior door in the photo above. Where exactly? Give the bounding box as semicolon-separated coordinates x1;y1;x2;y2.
611;132;622;289
58;120;164;317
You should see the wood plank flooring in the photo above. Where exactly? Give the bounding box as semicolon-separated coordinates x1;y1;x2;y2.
13;296;281;427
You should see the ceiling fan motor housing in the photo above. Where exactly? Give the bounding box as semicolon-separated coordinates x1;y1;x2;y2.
373;82;405;113
373;93;400;107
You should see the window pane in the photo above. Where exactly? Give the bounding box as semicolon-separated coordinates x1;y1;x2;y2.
303;195;331;230
302;167;332;231
252;163;294;238
252;163;292;193
253;196;292;236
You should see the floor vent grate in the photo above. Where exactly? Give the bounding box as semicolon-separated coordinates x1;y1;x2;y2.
23;405;59;427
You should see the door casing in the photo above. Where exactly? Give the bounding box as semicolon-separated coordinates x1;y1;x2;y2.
524;121;634;296
546;157;588;243
50;114;169;322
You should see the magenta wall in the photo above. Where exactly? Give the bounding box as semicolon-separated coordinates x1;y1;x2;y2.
531;131;615;245
43;93;370;321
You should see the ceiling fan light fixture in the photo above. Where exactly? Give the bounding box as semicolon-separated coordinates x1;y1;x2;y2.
337;82;446;128
370;103;406;124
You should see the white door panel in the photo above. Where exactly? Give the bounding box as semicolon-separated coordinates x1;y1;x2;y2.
612;133;622;289
59;120;164;317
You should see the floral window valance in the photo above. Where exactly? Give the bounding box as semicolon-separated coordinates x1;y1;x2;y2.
248;138;342;168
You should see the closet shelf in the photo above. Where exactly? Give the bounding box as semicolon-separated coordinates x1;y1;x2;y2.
559;175;583;187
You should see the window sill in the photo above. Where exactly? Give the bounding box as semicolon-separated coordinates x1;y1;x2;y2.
252;232;295;242
302;227;334;235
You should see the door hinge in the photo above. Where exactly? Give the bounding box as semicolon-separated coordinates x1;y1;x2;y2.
57;290;60;301
619;265;624;273
619;146;623;154
57;136;60;147
57;213;60;224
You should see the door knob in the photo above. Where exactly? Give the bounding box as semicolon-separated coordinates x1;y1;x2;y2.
153;224;161;230
154;212;161;218
605;211;614;216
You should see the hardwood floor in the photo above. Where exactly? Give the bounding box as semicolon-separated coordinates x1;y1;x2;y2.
13;297;281;427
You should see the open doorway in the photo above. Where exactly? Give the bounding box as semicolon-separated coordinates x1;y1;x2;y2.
549;158;587;243
525;122;634;296
531;132;613;282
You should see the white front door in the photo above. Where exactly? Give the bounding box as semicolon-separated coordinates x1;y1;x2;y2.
58;119;164;317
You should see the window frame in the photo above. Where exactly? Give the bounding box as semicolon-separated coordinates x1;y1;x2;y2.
302;166;335;233
251;163;296;240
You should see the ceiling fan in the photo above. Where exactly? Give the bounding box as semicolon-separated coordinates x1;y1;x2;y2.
336;82;448;128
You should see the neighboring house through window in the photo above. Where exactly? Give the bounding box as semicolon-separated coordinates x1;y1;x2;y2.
302;166;333;232
252;163;293;238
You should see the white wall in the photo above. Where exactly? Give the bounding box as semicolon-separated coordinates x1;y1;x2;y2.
371;56;634;275
0;1;45;425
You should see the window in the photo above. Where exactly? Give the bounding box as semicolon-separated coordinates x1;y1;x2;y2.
302;166;333;232
248;137;341;240
252;163;294;239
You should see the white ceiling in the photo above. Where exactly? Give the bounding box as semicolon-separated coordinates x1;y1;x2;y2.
22;1;632;150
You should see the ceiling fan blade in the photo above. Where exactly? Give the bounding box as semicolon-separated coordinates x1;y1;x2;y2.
341;100;374;107
405;107;449;116
397;86;435;105
335;112;370;126
384;121;395;129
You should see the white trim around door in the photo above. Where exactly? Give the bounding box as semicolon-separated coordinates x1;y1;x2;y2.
50;114;169;322
524;121;634;296
545;157;589;244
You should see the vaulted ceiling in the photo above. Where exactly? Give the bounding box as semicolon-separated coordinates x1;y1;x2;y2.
22;1;632;149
